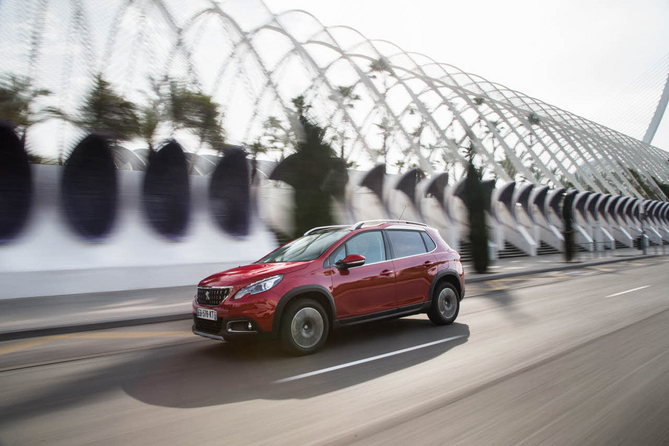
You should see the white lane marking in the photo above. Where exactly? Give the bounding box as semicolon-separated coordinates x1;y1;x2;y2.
273;335;466;383
605;285;650;298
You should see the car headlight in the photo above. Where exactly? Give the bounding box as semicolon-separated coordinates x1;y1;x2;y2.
233;274;283;300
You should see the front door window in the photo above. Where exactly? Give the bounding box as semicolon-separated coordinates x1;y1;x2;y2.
329;231;395;318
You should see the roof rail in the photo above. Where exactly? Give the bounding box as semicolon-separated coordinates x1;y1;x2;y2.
303;225;351;236
351;220;427;230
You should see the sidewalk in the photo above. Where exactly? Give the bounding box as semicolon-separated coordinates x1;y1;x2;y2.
0;248;660;341
465;247;661;280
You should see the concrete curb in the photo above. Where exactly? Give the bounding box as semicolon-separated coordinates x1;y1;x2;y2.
0;314;192;342
0;254;662;342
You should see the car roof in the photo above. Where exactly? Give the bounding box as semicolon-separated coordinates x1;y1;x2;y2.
304;220;430;236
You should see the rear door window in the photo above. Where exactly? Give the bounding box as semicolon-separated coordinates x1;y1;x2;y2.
387;230;427;258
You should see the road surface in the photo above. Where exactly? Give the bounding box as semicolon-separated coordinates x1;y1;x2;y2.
0;257;668;445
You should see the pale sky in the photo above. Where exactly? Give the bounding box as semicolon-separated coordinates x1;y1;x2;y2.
266;0;669;152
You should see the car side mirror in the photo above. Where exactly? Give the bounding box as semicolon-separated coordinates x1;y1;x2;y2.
336;254;366;269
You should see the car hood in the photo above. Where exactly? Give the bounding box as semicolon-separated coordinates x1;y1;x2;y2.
199;262;309;287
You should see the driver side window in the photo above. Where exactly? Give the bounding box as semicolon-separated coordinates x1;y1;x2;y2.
347;231;387;265
329;231;387;267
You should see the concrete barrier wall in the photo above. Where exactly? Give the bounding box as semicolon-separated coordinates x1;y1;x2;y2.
4;163;663;300
0;165;276;299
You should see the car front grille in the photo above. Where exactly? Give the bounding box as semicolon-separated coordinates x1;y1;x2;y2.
197;286;232;305
193;316;224;335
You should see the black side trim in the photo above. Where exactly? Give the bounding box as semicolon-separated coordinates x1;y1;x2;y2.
337;303;425;326
429;270;465;302
272;285;337;334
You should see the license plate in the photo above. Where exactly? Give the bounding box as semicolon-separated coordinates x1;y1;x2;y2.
197;308;217;321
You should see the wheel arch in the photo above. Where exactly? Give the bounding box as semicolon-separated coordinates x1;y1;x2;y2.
272;285;337;334
429;270;464;302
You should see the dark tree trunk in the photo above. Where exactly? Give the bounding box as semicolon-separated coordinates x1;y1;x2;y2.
464;162;489;273
563;192;575;262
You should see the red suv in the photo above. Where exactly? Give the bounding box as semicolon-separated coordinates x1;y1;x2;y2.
192;220;465;355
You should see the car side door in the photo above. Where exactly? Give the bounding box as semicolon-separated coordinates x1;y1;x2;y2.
386;229;437;308
328;230;397;319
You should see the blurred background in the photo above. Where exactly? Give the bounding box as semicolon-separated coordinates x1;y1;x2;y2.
1;0;668;299
1;3;669;444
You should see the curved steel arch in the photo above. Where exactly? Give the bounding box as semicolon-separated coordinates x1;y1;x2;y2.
3;0;668;198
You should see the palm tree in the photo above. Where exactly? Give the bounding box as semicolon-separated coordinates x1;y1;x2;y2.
291;95;311;118
2;74;139;164
334;85;361;108
262;115;292;161
464;155;489;273
0;74;53;132
76;74;140;143
330;132;347;160
248;141;267;161
375;116;393;165
526;112;541;147
168;81;225;154
138;104;160;153
563;192;575;262
136;76;168;153
369;57;393;78
483;120;501;162
501;153;517;180
329;84;361;161
528;112;541;126
283;95;337;236
369;58;397;167
247;141;266;184
45;74;143;169
0;73;62;163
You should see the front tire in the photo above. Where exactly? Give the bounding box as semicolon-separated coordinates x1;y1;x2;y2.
280;298;329;355
428;282;460;325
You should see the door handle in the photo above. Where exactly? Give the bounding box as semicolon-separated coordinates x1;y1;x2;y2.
380;269;393;276
423;261;433;267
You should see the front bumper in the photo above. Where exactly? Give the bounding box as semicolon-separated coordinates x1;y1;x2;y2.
192;315;272;341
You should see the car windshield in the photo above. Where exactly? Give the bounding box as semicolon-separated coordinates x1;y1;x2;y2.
258;229;349;263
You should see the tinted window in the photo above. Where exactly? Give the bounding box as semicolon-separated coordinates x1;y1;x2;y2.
421;232;436;251
258;230;348;263
344;231;386;265
388;230;427;258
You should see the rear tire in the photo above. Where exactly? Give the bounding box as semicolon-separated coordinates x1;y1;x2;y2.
280;298;329;355
428;282;460;325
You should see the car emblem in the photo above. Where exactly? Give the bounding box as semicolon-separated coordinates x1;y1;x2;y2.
205;291;210;300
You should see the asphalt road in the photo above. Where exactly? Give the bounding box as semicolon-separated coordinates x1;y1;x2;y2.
0;257;668;445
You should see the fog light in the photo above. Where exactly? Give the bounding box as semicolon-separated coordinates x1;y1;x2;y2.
247;322;253;330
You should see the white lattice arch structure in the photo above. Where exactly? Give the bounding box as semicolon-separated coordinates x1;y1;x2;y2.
2;0;668;198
